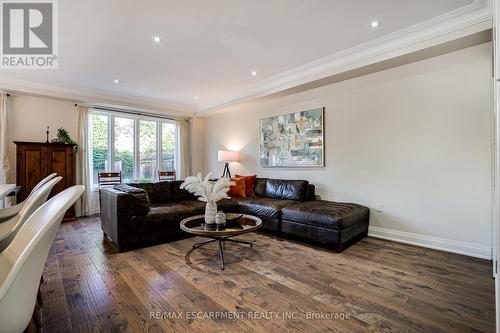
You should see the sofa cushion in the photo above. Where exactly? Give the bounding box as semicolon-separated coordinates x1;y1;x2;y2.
265;179;309;202
214;199;241;212
176;200;205;214
138;203;192;225
126;181;172;204
254;178;268;197
113;184;150;216
238;197;297;219
171;180;197;201
281;200;370;230
176;199;240;215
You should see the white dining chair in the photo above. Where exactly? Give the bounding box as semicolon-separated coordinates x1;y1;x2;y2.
0;177;61;252
0;185;84;333
0;173;58;224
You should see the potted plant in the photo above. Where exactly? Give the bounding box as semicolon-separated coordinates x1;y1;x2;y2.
180;173;234;224
56;127;78;151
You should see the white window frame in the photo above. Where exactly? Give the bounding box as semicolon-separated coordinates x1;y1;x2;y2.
89;109;178;188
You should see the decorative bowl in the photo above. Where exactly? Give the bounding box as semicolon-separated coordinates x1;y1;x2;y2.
225;213;243;222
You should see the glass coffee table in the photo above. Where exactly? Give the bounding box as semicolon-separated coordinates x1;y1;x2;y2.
180;214;262;270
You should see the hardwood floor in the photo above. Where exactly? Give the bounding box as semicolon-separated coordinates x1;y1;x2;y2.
40;216;495;333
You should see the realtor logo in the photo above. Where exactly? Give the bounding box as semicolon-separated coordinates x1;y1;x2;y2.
1;0;58;69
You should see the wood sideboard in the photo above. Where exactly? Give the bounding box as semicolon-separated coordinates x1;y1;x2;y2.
14;141;76;220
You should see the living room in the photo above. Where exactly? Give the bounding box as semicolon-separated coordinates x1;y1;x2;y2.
0;1;498;332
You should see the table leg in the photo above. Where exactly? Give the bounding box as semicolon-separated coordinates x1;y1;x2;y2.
224;238;253;247
192;238;217;249
190;236;254;270
217;239;225;270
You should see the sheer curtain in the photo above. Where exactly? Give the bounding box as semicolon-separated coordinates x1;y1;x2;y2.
0;94;9;185
74;105;92;216
177;119;191;179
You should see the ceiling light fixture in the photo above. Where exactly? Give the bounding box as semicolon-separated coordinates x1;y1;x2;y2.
251;71;257;77
153;36;162;43
113;79;120;83
371;21;379;28
194;96;198;100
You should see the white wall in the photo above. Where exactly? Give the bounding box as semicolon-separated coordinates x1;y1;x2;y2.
5;95;77;184
203;43;493;258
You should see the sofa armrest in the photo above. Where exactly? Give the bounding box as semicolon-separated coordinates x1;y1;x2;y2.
100;188;134;244
114;184;150;215
307;184;316;201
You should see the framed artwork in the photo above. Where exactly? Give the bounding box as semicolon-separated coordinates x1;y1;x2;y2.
260;107;324;167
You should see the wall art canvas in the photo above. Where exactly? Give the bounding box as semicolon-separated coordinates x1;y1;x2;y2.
260;107;324;167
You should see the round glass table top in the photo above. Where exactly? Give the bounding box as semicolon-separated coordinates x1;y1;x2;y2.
180;214;262;237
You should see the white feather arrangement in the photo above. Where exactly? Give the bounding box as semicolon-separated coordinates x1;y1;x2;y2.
180;172;234;203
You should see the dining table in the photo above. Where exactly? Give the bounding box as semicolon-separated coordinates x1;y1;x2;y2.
0;184;16;209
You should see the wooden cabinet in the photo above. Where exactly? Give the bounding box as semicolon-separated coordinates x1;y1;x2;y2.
14;141;76;220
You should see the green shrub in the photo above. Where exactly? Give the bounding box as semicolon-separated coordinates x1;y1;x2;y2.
93;148;134;180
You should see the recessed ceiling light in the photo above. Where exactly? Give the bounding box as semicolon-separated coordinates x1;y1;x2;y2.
251;71;257;77
371;21;379;28
153;36;162;43
113;79;120;83
194;96;198;100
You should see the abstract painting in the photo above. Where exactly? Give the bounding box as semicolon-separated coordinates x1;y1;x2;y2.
260;107;324;167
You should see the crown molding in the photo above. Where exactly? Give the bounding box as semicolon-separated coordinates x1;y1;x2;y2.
198;0;492;115
0;78;196;116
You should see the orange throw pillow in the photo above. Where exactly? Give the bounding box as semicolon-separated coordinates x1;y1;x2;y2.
228;177;246;198
236;174;257;197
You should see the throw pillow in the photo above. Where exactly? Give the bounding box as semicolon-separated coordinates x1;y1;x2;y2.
236;174;257;197
228;176;246;198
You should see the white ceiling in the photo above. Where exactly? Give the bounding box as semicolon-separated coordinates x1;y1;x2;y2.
0;0;486;113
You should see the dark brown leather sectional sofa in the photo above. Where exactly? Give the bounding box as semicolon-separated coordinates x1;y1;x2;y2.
100;178;370;252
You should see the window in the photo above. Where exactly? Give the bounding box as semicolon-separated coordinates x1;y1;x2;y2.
114;117;135;182
91;114;109;183
161;122;176;171
139;120;157;181
89;111;178;186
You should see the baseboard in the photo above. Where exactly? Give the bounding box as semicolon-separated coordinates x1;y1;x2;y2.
368;226;492;260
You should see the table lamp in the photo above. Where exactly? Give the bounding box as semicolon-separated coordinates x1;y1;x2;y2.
218;150;240;178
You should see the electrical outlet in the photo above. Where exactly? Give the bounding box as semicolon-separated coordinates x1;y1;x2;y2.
376;203;383;212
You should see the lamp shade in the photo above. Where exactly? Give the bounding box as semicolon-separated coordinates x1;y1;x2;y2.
218;150;240;162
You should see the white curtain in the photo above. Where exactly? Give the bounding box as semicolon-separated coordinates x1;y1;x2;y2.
0;94;9;185
177;119;191;179
74;105;92;216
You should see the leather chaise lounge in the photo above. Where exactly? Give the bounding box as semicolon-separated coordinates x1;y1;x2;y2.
281;200;370;252
100;178;370;252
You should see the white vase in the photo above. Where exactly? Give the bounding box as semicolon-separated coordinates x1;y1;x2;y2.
205;202;217;224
